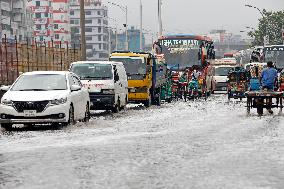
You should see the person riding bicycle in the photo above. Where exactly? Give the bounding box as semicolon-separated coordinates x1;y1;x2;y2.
260;61;278;114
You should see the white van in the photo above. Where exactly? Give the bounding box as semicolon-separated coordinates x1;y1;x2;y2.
70;61;128;113
209;65;234;93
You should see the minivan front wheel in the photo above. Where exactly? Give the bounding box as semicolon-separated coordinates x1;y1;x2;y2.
68;105;75;125
83;103;90;122
112;100;120;113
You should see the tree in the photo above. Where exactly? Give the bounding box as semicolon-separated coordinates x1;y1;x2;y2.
248;10;284;46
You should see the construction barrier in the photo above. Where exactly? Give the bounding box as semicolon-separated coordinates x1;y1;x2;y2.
0;35;81;85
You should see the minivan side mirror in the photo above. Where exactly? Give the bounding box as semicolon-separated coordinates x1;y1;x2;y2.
0;85;11;91
71;85;81;92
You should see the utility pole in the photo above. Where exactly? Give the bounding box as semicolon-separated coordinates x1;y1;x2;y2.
245;4;268;46
139;0;143;51
158;0;162;37
282;25;284;45
0;0;2;37
125;6;128;51
115;26;118;51
108;27;111;55
80;0;86;60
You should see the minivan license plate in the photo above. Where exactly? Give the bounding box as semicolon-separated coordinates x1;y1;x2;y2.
24;110;36;117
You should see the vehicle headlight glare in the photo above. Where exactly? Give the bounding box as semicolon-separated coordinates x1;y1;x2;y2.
50;97;67;105
1;99;12;106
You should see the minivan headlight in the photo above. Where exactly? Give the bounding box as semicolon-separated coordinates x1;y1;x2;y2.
1;99;12;106
102;89;114;94
50;97;67;105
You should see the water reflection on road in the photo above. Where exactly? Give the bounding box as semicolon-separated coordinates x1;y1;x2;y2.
1;95;284;189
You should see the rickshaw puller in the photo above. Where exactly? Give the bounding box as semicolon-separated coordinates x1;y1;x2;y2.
260;61;278;114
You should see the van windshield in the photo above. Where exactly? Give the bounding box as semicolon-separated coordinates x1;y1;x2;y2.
71;63;113;80
215;67;232;76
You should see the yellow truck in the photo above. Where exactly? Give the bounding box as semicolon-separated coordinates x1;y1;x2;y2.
110;51;167;107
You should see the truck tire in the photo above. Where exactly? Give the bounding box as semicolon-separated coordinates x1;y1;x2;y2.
156;95;161;106
167;97;172;103
143;96;152;108
112;100;120;113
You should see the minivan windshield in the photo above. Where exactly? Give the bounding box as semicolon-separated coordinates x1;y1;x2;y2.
215;67;232;76
71;63;113;80
110;57;146;75
11;74;67;91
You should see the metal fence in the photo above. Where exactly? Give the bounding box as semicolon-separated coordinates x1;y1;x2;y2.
0;35;81;85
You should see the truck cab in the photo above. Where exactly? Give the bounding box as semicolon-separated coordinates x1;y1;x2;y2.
110;52;166;107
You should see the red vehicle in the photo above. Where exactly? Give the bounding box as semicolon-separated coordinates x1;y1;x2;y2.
224;52;234;58
156;34;215;99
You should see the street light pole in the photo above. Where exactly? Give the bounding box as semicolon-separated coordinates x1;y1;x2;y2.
140;0;143;51
0;0;2;36
158;0;162;37
106;1;128;51
108;27;111;55
282;25;284;45
125;5;128;51
80;0;86;60
245;4;268;46
115;26;118;51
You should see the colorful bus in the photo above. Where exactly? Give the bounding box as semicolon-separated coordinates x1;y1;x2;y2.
156;34;214;70
155;34;215;98
263;45;284;70
263;45;284;92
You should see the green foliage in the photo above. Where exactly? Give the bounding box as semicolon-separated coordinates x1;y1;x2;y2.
248;10;284;46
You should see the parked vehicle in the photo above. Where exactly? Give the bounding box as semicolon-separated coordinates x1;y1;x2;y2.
110;52;167;107
70;61;128;113
0;71;90;130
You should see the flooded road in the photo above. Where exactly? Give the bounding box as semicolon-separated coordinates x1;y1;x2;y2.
1;95;284;189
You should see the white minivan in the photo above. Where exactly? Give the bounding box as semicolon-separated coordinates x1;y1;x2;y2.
70;61;128;113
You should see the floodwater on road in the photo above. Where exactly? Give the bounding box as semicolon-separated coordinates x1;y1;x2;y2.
0;95;284;189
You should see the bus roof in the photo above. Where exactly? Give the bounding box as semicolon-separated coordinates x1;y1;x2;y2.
264;45;284;51
159;34;212;42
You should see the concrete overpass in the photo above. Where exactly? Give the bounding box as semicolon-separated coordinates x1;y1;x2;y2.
214;42;250;58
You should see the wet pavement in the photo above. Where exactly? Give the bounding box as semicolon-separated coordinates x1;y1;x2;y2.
0;95;284;189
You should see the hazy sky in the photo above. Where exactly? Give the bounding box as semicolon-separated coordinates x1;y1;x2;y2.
105;0;284;41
